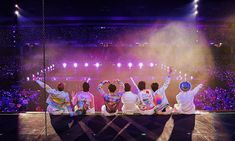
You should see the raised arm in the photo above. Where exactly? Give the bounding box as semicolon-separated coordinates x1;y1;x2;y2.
130;77;140;93
160;66;172;90
115;79;124;93
191;84;203;96
36;80;56;94
97;80;110;96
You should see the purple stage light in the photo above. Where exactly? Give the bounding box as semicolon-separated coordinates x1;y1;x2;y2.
117;63;122;68
84;63;89;67
73;63;78;68
128;62;133;68
138;62;143;69
62;63;67;68
95;62;100;68
149;62;154;67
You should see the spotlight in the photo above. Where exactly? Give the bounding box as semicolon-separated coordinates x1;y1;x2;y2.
117;63;122;68
191;76;194;80
194;4;198;9
128;62;133;68
14;10;19;16
95;62;100;68
194;0;199;3
15;4;19;8
138;62;143;69
26;77;30;81
62;63;67;68
73;63;78;68
194;10;198;15
52;64;55;67
84;63;89;67
149;62;154;67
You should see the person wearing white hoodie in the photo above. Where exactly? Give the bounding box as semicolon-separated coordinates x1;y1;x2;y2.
173;81;203;114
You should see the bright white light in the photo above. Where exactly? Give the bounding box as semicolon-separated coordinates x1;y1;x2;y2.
50;66;53;69
52;64;55;67
194;10;198;15
32;74;35;77
84;63;89;67
194;4;198;9
95;62;100;68
73;63;78;68
149;62;154;67
117;63;122;68
26;77;30;81
138;62;143;68
128;62;133;68
194;0;199;3
14;10;19;16
15;4;19;8
191;76;194;80
62;63;67;68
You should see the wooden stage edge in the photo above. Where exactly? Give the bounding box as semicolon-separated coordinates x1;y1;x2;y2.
0;111;235;141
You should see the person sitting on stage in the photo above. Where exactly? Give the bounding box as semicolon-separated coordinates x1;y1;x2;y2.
173;81;203;114
130;77;155;115
98;79;124;116
121;83;140;115
35;79;73;116
72;82;95;115
151;67;172;115
137;81;156;115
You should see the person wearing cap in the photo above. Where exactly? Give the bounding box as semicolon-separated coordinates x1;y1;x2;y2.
72;82;95;115
98;79;124;116
173;81;203;114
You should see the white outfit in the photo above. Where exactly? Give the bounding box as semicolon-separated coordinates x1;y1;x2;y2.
153;76;171;111
121;91;140;114
36;80;72;115
174;84;203;114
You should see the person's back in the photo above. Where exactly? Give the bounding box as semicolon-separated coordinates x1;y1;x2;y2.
36;80;72;115
98;80;124;116
174;82;203;114
121;83;140;114
73;82;95;115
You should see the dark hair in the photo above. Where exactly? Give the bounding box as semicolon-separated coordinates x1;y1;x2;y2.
151;82;159;92
124;83;131;92
82;82;90;92
138;81;146;91
108;84;116;93
57;83;64;91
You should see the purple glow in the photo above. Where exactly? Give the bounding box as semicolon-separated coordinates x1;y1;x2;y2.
73;63;78;68
95;62;100;68
117;63;122;68
62;63;67;68
84;63;89;67
128;62;133;68
26;77;30;81
149;62;154;67
138;62;143;68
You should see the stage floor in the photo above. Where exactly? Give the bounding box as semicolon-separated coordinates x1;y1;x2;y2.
0;112;235;141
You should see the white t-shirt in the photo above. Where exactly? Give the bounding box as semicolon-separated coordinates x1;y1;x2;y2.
153;76;171;111
121;91;140;114
176;84;203;114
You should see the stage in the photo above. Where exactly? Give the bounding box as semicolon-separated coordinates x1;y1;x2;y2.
0;112;235;141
